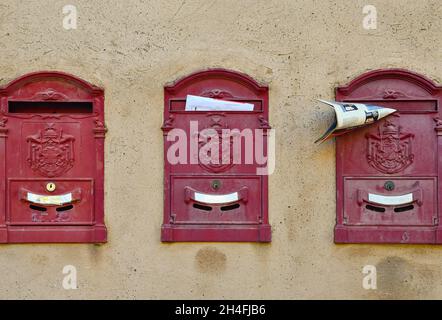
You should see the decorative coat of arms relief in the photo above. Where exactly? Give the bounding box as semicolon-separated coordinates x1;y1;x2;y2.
366;119;414;174
198;114;235;173
26;124;75;177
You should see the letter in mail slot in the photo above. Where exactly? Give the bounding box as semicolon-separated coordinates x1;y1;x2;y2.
185;95;254;111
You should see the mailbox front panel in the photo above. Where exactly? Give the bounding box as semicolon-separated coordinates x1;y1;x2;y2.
343;177;436;226
9;179;94;225
162;69;271;242
0;71;107;243
335;69;442;244
171;175;261;224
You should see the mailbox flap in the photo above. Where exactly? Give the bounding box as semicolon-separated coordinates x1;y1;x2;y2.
343;177;436;226
9;179;94;225
171;176;261;224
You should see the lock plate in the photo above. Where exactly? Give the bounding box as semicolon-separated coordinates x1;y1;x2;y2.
46;182;56;192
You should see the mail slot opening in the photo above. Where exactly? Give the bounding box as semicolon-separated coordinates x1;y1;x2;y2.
193;203;212;211
394;205;415;213
56;205;74;212
221;203;240;211
29;205;47;212
8;101;93;114
366;205;386;213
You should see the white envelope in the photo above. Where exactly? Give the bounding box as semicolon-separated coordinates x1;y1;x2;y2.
185;95;254;111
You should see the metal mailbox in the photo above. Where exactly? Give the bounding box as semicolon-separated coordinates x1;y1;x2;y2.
161;69;271;242
335;69;442;244
0;71;107;243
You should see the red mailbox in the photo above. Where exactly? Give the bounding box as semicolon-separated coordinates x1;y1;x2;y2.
334;69;442;244
161;69;271;242
0;71;107;243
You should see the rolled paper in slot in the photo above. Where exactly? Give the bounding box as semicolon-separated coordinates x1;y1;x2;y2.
315;99;396;144
185;95;254;111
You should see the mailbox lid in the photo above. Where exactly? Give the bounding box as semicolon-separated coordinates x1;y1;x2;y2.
343;177;436;226
170;175;262;224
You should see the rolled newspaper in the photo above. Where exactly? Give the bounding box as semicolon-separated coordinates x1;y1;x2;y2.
315;99;396;144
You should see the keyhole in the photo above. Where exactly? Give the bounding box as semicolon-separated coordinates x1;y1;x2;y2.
46;182;56;192
211;180;221;190
384;181;395;191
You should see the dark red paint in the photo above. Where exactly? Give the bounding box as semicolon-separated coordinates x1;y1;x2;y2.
335;69;442;244
161;69;271;242
0;71;107;243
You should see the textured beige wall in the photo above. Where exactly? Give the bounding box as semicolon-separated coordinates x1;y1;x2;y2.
0;0;441;299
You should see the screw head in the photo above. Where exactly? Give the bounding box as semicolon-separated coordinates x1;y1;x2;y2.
211;180;221;190
384;181;395;191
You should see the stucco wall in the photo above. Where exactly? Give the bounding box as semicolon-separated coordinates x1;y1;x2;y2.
0;0;441;299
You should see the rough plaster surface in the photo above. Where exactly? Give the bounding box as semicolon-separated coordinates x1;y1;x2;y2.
0;0;441;299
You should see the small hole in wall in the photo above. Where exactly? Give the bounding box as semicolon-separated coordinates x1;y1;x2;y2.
193;203;212;211
366;205;385;213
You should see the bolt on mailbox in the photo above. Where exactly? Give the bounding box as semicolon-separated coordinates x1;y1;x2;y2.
161;69;271;242
334;69;442;244
0;71;107;243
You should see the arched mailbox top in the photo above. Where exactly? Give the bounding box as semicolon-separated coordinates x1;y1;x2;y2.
337;69;442;100
0;71;104;101
164;69;268;113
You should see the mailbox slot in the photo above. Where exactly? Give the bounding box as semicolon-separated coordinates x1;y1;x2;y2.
8;101;93;114
169;99;263;112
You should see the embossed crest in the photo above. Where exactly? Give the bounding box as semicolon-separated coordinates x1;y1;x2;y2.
366;119;414;174
198;114;235;173
27;124;75;177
